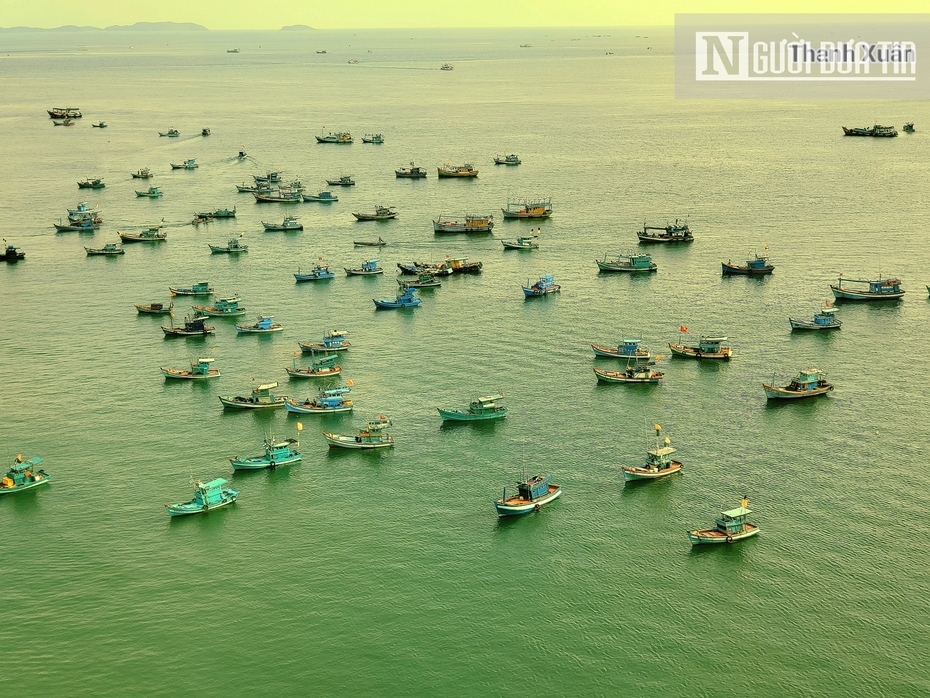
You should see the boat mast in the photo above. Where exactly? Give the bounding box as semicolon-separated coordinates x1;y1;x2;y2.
296;421;303;448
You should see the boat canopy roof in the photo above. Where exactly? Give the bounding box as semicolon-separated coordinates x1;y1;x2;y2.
722;506;751;518
200;478;228;490
702;336;728;342
476;393;504;403
648;446;677;457
197;357;216;364
256;382;278;391
327;330;348;336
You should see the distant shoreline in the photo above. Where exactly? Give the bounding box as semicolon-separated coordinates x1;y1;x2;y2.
0;22;208;32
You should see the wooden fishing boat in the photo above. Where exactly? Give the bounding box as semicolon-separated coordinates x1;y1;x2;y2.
132;168;153;179
397;262;453;277
621;425;681;480
295;263;336;282
596;252;657;273
0;456;50;495
135;186;162;198
161;315;216;337
668;330;732;360
4;242;26;262
501;198;552;219
361;133;384;144
55;218;100;232
345;259;384;276
169;282;214;296
67;202;100;216
119;226;167;243
77;178;105;189
593;365;663;384
263;215;303;231
286;352;341;379
437;393;507;421
501;233;540;250
789;301;841;330
437;163;478;178
170;158;198;170
353;206;397;221
591;337;650;361
688;498;758;545
161;357;220;380
433;214;494;233
398;272;441;288
218;382;287;409
299;330;351;352
192;295;246;317
285;386;353;414
374;286;421;309
165;478;238;516
208;235;248;253
830;275;904;301
326;175;356;186
159;129;180;137
85;243;124;256
254;171;283;183
324;417;394;449
763;368;834;399
197;207;236;219
230;435;301;471
722;247;774;275
135;301;174;315
494;154;521;165
316;131;353;144
354;237;386;247
522;275;560;297
637;219;693;243
235;315;283;334
237;181;273;193
448;258;482;274
842;124;897;137
495;474;561;516
253;189;302;203
395;163;428;178
48;107;81;119
302;191;339;202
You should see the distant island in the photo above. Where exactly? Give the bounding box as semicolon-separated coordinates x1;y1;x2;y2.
0;21;208;32
281;25;315;31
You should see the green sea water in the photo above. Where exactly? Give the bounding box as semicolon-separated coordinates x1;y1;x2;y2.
1;27;929;697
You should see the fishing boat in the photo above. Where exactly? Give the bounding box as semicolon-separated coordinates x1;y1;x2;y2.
722;247;774;275
501;233;540;250
433;214;494;233
254;171;283;183
763;368;834;399
374;285;421;309
263;215;303;231
77;178;105;189
637;219;693;243
596;252;657;273
68;202;100;216
495;474;561;516
345;259;384;276
218;382;287;409
522;275;560;297
295;262;336;282
448;258;483;274
55;218;100;232
299;330;351;352
165;478;238;517
159;129;180;137
286;352;341;379
48;107;81;118
621;425;681;480
302;190;339;202
161;356;220;380
440;63;453;70
118;226;167;243
253;189;302;203
197;207;236;219
53;118;75;126
3;242;25;262
397;262;453;277
208;235;249;253
324;417;394;449
361;133;384;144
494;154;521;165
169;282;214;296
437;393;507;421
687;498;758;545
170;159;199;170
501;198;552;219
192;295;246;317
354;237;386;247
202;128;211;136
132;168;153;179
398;272;441;288
591;337;651;361
353;206;397;221
830;275;905;301
237;181;273;193
92;121;107;128
0;456;50;495
316;131;353;144
230;434;302;471
903;122;916;133
326;175;356;186
161;315;215;337
238;150;247;158
789;301;842;330
668;330;731;360
285;386;353;414
227;48;240;53
593;364;663;384
134;301;173;315
395;163;428;178
438;163;478;178
841;124;898;137
85;243;124;256
135;186;162;198
235;315;283;334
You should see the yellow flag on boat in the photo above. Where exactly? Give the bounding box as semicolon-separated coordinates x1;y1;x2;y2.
741;497;749;508
347;379;355;387
297;422;303;432
665;437;671;445
654;424;661;432
656;355;663;361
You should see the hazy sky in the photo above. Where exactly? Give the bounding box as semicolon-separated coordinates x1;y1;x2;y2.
4;1;928;30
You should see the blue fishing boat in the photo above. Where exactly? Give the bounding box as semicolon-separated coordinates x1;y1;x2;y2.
159;129;180;137
55;218;100;232
763;368;834;400
621;425;681;481
235;315;283;334
722;247;774;275
230;431;302;470
294;262;335;282
494;154;521;165
161;356;220;380
688;497;759;545
374;285;421;309
495;474;561;516
302;191;339;202
789;301;841;330
668;329;732;360
208;235;248;254
169;282;214;296
161;315;216;337
67;202;100;216
286;352;342;379
591;337;651;361
345;259;384;276
165;478;239;517
299;330;351;353
596;252;657;273
218;382;287;409
285;386;353;414
830;275;904;301
192;295;246;317
135;186;162;198
0;456;50;495
263;215;303;231
501;233;540;250
170;158;198;170
522;275;560;297
323;417;394;449
437;393;507;421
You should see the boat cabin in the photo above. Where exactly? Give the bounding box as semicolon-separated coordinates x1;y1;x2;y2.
196;479;231;507
714;505;751;535
3;456;44;487
517;475;551;501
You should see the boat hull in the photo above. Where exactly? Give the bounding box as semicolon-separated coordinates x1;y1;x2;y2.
373;299;421;308
596;261;657;272
285;367;342;379
284;399;353;414
299;342;350;352
218;397;286;409
0;474;51;495
590;344;650;360
501;210;552;219
161;367;220;380
789;318;842;330
621;462;682;480
688;525;759;545
593;368;662;384
637;233;692;243
830;285;904;301
437;407;507;421
135;304;173;315
323;433;395;449
230;454;301;470
495;485;561;516
166;497;237;517
668;343;731;360
721;262;774;275
762;383;834;399
501;241;538;250
294;273;335;282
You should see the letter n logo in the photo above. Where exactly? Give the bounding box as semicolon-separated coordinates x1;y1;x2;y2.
695;32;749;80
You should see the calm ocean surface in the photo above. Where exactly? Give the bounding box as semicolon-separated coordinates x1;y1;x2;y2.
1;27;929;697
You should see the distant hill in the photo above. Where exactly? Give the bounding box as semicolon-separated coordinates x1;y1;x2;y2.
0;21;208;32
281;25;316;31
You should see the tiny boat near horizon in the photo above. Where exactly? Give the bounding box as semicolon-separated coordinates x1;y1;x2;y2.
763;368;834;400
621;425;681;481
495;473;561;516
219;382;287;409
0;456;50;495
789;301;841;330
165;478;238;516
324;417;394;449
688;498;759;545
830;275;904;301
438;393;507;421
161;356;220;380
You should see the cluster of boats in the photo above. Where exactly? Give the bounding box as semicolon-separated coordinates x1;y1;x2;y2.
842;123;916;137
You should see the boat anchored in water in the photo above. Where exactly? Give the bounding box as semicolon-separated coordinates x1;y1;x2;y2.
789;301;841;330
637;219;692;243
299;330;351;353
345;259;384;276
501;232;540;250
219;382;287;409
135;186;162;198
285;386;354;414
830;275;904;301
169;282;214;296
235;315;283;334
353;206;397;221
433;214;493;233
263;215;303;231
230;430;302;471
596;252;657;273
842;124;898;137
523;275;560;297
395;163;428;178
170;158;198;170
4;241;26;262
722;247;774;275
438;163;478;178
621;424;682;481
437;393;507;421
295;262;336;282
161;315;216;337
494;154;521;165
286;352;341;379
192;295;246;317
688;498;758;545
316;131;353;144
159;129;180;137
135;301;174;315
374;285;421;309
361;133;384;144
132;168;153;179
354;237;386;247
302;190;339;203
668;328;732;360
763;368;834;400
501;198;552;219
326;175;356;186
593;364;664;384
165;478;238;516
118;226;167;243
324;417;394;449
495;473;561;516
399;272;441;288
208;235;248;254
0;455;50;495
85;242;125;256
77;178;105;189
591;336;651;361
161;356;220;380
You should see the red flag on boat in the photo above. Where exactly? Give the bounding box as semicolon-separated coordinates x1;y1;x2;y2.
679;325;688;333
